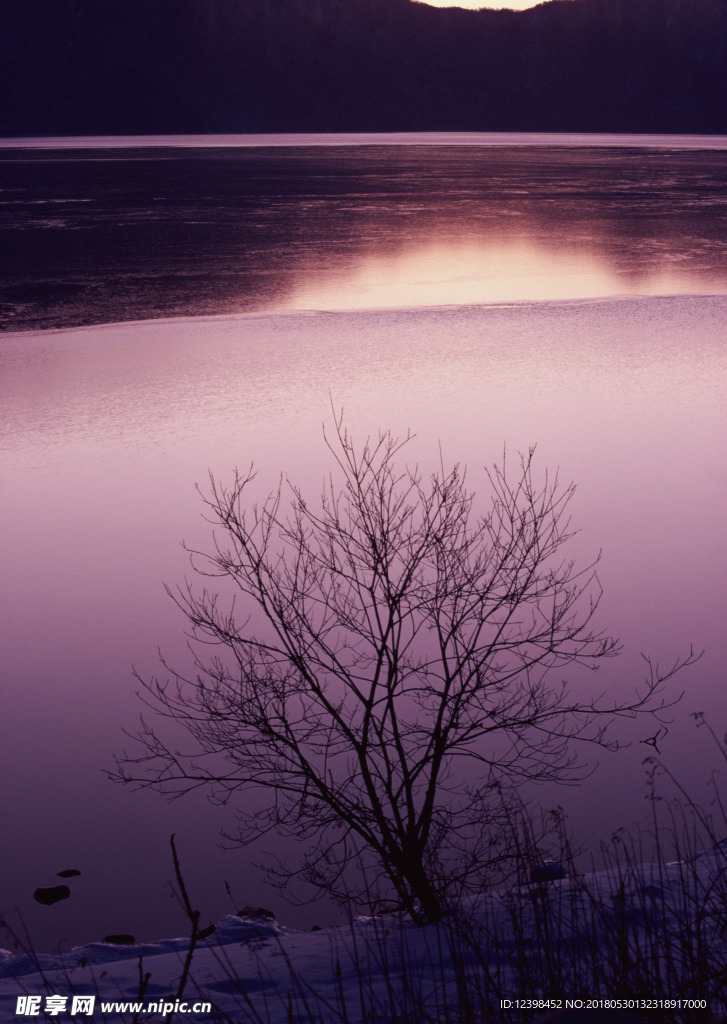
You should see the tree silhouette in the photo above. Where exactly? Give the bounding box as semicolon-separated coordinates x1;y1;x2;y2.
115;419;683;923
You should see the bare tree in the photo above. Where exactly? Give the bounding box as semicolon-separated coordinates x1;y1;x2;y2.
114;419;685;923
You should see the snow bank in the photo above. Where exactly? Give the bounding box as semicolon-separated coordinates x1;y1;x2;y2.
2;853;726;1022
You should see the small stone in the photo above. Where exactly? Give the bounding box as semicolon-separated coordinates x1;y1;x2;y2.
34;885;71;906
102;934;136;945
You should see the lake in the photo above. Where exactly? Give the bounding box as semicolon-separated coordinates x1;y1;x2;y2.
3;134;727;331
1;134;726;952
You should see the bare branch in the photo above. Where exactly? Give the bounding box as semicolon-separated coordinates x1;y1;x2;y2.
112;421;691;924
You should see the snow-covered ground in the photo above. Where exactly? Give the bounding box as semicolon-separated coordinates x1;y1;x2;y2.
3;848;726;1023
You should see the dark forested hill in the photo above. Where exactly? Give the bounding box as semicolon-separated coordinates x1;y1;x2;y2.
1;0;725;135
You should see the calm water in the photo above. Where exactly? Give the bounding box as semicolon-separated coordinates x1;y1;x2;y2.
1;135;726;952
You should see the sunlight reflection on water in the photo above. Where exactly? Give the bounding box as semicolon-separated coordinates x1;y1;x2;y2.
280;236;727;310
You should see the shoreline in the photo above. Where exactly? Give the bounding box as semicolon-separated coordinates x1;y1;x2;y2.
3;289;727;340
2;131;727;151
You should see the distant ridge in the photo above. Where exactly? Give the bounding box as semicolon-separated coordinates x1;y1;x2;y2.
1;0;726;135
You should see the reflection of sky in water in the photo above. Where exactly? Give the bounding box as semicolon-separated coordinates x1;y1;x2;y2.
281;236;727;311
2;294;726;951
